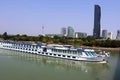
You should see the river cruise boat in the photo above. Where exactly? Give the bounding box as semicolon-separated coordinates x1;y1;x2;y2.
0;41;110;63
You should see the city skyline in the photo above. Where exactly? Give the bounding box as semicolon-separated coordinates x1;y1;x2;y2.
0;0;119;36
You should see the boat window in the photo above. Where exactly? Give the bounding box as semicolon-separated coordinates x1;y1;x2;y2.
49;53;52;55
67;56;70;58
58;54;61;56
42;52;44;54
85;52;89;56
61;50;63;53
72;56;76;58
74;51;76;54
63;50;65;53
91;52;95;55
68;51;70;53
90;52;94;56
62;55;66;57
79;52;82;55
66;51;68;53
43;48;47;52
60;50;62;53
52;49;54;52
64;50;66;53
58;49;60;52
73;51;75;54
35;46;37;49
87;52;93;56
71;51;73;54
54;54;56;56
87;52;92;56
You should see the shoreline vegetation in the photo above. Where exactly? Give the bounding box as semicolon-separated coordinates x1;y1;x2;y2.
79;46;120;51
0;32;120;51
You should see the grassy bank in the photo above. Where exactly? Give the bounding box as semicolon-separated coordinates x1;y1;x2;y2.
79;46;120;51
0;33;120;51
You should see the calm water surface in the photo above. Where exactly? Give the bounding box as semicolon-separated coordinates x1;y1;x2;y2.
0;49;120;80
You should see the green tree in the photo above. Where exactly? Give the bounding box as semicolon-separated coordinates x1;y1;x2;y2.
2;32;8;40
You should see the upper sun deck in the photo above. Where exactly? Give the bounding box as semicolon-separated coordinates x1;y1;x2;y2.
46;44;97;56
47;44;73;50
0;41;96;53
46;44;85;54
0;41;45;48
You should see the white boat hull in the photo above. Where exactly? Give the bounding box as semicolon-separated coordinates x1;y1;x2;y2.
0;41;108;63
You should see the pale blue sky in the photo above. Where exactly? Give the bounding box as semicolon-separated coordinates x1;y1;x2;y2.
0;0;119;37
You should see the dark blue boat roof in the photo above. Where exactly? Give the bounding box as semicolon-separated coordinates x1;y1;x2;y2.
3;41;44;47
1;41;94;52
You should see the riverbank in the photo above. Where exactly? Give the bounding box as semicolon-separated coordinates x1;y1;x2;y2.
79;46;120;51
0;40;119;51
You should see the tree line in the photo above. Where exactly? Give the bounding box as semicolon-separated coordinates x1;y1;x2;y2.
0;32;120;48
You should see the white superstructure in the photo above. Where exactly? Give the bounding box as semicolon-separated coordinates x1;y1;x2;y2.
0;41;110;63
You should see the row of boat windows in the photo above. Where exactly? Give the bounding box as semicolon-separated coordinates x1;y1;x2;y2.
3;45;82;55
1;44;77;59
51;49;82;55
84;52;95;56
2;44;84;56
3;46;38;51
2;43;39;48
38;52;76;59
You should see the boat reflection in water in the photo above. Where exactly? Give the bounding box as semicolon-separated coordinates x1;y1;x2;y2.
5;49;109;73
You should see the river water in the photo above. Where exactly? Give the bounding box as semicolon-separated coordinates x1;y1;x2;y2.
0;49;120;80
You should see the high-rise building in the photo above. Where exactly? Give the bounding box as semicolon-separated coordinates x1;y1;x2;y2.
67;26;74;38
61;27;66;36
75;32;87;38
100;28;103;37
93;5;101;39
102;30;108;39
116;30;120;40
108;32;113;40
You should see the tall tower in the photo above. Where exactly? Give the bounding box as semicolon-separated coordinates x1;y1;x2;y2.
102;30;108;39
93;5;101;39
116;30;120;40
67;26;74;38
42;26;45;36
61;27;66;36
108;32;113;40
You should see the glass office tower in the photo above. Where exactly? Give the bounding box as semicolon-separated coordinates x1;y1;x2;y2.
102;30;108;39
67;26;74;38
116;30;120;40
93;5;101;39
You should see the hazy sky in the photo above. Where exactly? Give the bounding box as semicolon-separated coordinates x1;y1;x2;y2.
0;0;120;37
